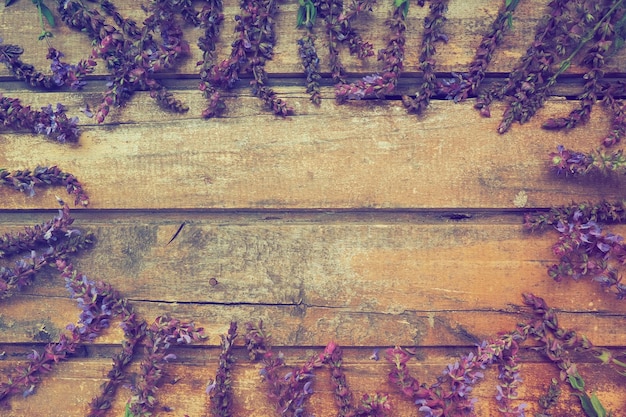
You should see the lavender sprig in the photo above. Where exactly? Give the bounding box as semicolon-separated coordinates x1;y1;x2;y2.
0;96;80;143
0;39;94;90
601;82;626;147
0;257;117;404
335;0;407;102
523;200;626;231
521;294;609;416
524;198;626;300
439;0;521;103
247;321;322;417
127;315;205;417
322;341;354;416
336;0;376;58
542;3;626;131
402;0;448;115
57;0;190;123
87;310;146;417
298;34;322;105
0;165;89;206
475;0;574;130
197;0;226;118
209;0;292;116
208;322;238;417
319;0;375;84
548;145;626;176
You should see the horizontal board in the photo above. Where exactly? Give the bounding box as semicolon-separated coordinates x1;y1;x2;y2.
0;91;623;210
1;295;625;348
0;347;623;417
0;214;623;346
0;0;623;78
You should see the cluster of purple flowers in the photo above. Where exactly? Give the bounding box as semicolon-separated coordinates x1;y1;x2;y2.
46;47;95;90
525;198;626;300
56;0;191;123
207;322;238;417
549;145;626;177
387;331;526;417
244;321;390;417
0;38;93;90
0;176;209;416
0;95;80;143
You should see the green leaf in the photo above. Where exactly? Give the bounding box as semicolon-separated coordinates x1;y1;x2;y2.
568;374;585;392
307;2;317;25
576;393;599;417
296;5;305;27
393;0;407;9
39;3;55;27
394;0;408;18
590;393;608;417
296;0;316;28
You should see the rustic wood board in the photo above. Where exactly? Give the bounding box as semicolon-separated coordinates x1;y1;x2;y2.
0;90;624;210
0;0;625;416
0;348;623;417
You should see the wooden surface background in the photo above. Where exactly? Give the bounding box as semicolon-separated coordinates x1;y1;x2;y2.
0;0;625;416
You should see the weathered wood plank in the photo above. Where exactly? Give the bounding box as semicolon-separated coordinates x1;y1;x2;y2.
0;214;624;346
2;295;625;347
9;214;626;311
0;0;623;78
0;347;623;417
0;91;623;210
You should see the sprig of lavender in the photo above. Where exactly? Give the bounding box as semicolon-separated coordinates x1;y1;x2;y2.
548;145;626;176
197;0;226;118
127;315;205;417
319;0;375;84
536;378;561;417
336;0;376;58
0;39;94;90
601;81;626;147
246;323;389;417
0;209;94;299
335;0;407;102
521;294;609;417
0;203;87;260
0;165;89;206
57;0;190;123
0;95;80;143
298;34;322;105
322;341;392;417
475;0;574;130
523;197;626;299
248;322;322;417
207;322;238;417
523;199;626;231
323;341;354;416
542;2;626;131
87;309;146;417
402;0;448;115
539;206;626;299
0;257;117;403
209;0;292;116
439;0;521;104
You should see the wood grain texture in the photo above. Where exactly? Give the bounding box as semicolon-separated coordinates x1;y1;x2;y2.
0;214;624;347
0;0;624;77
0;347;623;417
0;89;624;210
0;0;625;415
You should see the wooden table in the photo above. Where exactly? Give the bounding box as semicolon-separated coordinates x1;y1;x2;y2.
0;0;624;415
